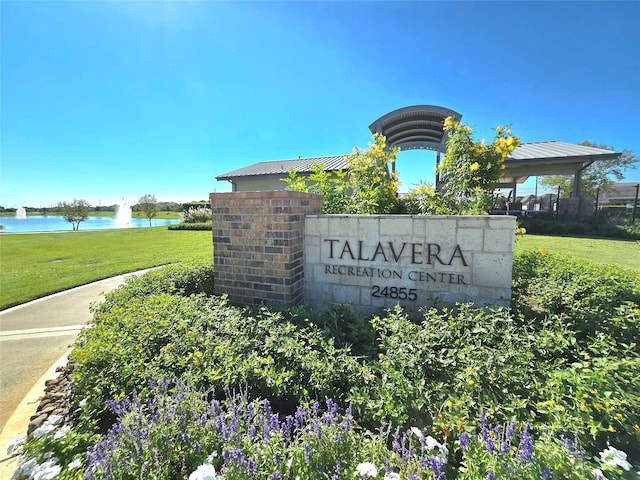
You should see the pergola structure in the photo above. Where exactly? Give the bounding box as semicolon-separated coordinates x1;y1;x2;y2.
368;105;462;153
368;105;620;198
368;105;462;186
217;105;621;199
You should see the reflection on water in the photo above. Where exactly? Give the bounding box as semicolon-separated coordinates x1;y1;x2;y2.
0;216;181;233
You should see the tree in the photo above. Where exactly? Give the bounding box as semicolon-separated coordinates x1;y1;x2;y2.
137;194;158;227
57;199;91;230
540;142;638;197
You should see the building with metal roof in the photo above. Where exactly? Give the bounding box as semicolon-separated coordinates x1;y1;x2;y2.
216;105;621;198
598;182;640;206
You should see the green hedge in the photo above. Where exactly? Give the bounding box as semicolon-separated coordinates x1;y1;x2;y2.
168;221;212;231
64;255;639;465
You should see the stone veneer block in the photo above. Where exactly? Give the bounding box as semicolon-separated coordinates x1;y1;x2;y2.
304;215;516;317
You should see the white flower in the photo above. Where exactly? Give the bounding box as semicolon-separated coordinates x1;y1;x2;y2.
384;472;401;480
32;458;61;480
12;457;38;479
79;398;88;408
594;468;608;480
189;463;217;480
356;462;378;478
67;458;83;470
600;446;632;471
410;426;423;439
425;435;441;450
6;435;25;455
33;415;64;439
424;435;448;460
53;425;71;439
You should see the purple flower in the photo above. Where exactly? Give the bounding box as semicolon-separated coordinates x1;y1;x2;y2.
106;399;119;413
248;457;257;478
459;432;470;449
485;437;496;455
294;406;306;428
487;471;495;480
560;433;585;460
426;456;446;480
541;465;552;479
304;442;312;463
518;423;534;463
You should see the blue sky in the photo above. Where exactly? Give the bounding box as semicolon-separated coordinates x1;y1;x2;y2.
2;1;639;208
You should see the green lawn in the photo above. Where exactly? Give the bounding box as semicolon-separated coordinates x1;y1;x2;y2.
1;229;637;310
0;227;212;310
515;234;640;271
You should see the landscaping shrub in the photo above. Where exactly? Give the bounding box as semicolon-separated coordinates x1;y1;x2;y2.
168;221;212;231
184;206;213;223
15;256;640;478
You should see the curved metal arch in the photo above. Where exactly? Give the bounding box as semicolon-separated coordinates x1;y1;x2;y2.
368;105;462;153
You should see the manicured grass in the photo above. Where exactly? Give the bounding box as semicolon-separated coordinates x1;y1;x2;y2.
515;234;639;271
0;227;212;310
2;230;636;310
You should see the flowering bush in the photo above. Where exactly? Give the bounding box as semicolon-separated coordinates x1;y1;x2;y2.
13;258;640;478
283;162;349;214
405;117;520;215
457;414;596;479
82;379;455;480
283;133;400;214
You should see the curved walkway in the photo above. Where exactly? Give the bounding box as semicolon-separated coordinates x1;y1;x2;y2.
0;270;151;478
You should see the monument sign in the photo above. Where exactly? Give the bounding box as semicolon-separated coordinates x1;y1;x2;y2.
211;191;516;316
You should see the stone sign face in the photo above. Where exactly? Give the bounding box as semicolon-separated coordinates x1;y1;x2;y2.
304;215;515;316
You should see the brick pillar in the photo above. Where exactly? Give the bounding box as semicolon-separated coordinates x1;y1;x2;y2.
210;191;323;307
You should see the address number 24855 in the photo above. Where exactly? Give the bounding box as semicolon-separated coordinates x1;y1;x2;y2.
371;286;417;301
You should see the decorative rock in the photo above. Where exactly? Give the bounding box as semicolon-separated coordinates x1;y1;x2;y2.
27;414;48;436
23;361;78;442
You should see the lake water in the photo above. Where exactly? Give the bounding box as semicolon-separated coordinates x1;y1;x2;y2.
0;216;181;233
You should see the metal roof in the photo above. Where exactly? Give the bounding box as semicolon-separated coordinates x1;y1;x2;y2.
216;155;347;180
500;141;620;185
508;141;619;162
599;182;640;202
216;141;620;185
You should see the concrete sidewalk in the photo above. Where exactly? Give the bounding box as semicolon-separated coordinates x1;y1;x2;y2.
0;270;151;478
